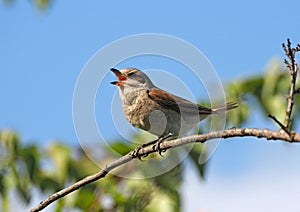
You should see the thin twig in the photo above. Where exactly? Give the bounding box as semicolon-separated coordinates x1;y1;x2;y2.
30;127;300;212
282;39;299;130
268;114;290;135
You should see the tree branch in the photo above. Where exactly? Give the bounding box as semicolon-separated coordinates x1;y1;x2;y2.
30;127;300;212
282;39;299;131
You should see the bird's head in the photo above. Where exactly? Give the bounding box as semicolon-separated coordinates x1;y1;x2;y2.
110;68;155;89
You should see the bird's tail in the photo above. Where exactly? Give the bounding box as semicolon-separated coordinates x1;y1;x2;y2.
210;101;238;114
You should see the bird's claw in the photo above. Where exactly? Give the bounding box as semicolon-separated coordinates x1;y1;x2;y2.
153;133;172;157
152;139;166;156
131;145;148;161
131;133;172;159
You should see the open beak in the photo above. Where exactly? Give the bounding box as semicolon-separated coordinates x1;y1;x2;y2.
110;68;127;86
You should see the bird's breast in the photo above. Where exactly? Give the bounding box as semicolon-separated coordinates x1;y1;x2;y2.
122;90;157;130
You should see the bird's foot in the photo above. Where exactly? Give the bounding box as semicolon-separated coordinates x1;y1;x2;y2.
153;133;173;156
130;139;158;161
130;133;173;160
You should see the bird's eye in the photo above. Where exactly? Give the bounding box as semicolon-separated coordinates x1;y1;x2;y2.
127;72;135;77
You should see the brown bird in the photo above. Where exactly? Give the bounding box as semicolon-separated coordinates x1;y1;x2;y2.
111;67;237;156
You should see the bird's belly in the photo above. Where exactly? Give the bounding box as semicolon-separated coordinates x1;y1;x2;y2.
123;103;167;136
124;104;199;137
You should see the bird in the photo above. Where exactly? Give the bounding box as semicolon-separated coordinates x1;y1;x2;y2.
110;67;237;157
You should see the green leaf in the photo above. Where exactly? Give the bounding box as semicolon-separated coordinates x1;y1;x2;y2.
106;141;132;155
0;129;20;160
34;0;51;10
38;175;61;192
74;187;99;210
47;143;71;182
19;145;40;182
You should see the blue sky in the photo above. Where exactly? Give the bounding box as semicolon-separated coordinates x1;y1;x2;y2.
2;0;299;142
2;1;300;211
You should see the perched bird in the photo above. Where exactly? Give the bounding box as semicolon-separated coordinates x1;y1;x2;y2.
111;67;237;156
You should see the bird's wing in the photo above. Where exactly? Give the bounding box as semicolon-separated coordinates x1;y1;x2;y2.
147;88;212;115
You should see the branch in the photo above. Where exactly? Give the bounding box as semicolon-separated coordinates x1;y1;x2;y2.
268;114;290;135
30;127;300;212
282;39;299;131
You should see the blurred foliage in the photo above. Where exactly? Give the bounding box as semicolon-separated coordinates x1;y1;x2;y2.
0;129;183;211
2;0;51;10
1;58;299;211
226;58;300;127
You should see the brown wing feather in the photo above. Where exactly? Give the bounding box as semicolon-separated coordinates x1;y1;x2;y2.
147;88;212;115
